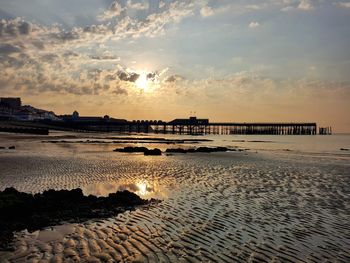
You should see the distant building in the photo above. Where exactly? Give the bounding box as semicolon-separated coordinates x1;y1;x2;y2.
60;111;127;124
0;97;59;121
13;105;59;121
0;97;21;108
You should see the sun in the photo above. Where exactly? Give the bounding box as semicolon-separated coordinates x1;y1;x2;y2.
135;72;148;90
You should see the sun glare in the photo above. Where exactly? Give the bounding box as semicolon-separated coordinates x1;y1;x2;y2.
137;182;147;196
135;73;148;90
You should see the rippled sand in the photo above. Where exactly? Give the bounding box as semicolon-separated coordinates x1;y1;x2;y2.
0;133;349;262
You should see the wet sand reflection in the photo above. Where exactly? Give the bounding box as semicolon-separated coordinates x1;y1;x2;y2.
82;180;169;200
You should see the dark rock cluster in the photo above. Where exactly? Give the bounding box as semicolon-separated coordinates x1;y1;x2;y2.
165;146;231;153
114;147;162;155
144;148;162;156
113;146;242;156
0;187;152;250
0;146;15;150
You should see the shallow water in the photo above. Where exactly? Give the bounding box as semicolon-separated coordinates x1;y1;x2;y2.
0;132;349;262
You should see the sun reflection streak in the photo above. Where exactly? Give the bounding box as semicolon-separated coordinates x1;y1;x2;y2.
136;182;147;196
82;180;168;199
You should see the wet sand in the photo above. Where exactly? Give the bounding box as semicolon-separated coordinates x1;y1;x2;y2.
0;132;349;262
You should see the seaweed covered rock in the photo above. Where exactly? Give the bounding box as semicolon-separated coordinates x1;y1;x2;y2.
196;146;228;152
114;147;162;156
0;187;152;251
165;148;188;154
144;148;162;156
165;147;229;154
114;146;148;153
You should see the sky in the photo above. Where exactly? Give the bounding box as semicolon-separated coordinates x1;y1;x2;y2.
0;0;349;132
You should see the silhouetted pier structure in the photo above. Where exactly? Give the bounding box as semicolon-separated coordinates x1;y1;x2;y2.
148;120;317;135
5;116;324;135
125;117;318;135
319;126;332;135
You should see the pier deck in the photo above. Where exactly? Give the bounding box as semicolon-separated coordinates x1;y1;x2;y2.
150;122;318;135
1;118;326;135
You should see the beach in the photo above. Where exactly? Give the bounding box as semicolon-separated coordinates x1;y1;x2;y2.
0;132;349;262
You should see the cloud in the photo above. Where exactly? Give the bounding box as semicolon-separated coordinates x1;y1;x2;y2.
280;0;322;12
159;1;166;9
281;6;295;11
127;0;149;10
245;4;262;11
200;6;214;17
90;51;120;61
0;2;197;99
113;86;128;95
0;18;32;36
117;70;140;82
146;72;157;81
249;21;260;28
298;0;314;10
97;1;124;21
334;2;350;8
164;75;184;82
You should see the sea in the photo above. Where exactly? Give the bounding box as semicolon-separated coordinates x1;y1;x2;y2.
0;131;349;262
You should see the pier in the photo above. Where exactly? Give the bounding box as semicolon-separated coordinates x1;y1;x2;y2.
124;118;319;135
1;117;325;135
149;120;318;135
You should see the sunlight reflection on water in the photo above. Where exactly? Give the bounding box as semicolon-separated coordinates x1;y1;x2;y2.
82;180;169;200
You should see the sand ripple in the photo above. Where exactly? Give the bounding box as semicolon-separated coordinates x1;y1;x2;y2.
0;143;349;262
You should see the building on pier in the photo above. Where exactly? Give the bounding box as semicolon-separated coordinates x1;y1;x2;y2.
168;117;209;126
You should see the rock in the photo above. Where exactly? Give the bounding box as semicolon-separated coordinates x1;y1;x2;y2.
144;148;162;156
0;146;5;149
165;148;188;154
114;146;148;153
114;147;162;156
340;148;349;151
195;146;228;153
0;187;154;251
165;146;230;154
8;146;15;149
